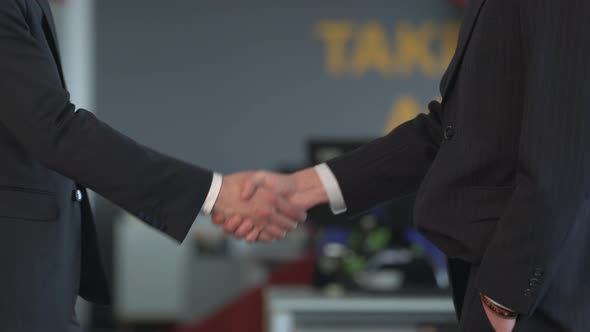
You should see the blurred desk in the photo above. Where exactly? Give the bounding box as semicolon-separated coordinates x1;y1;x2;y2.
265;287;457;332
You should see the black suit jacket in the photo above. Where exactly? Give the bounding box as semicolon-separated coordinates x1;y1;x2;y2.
0;0;212;329
327;0;590;330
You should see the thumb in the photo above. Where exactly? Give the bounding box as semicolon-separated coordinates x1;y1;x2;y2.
241;172;266;200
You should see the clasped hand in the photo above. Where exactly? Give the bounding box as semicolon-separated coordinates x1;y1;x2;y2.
211;169;325;242
212;172;517;331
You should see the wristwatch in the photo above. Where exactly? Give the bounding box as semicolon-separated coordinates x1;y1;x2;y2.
480;292;518;319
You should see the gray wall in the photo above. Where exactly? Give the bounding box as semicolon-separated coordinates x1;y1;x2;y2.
96;0;460;173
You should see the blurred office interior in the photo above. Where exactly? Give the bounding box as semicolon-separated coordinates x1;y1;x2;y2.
49;0;465;331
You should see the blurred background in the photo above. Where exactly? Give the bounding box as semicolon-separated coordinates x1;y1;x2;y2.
50;0;466;331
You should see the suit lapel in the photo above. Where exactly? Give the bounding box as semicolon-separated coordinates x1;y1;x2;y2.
440;0;487;99
35;0;59;48
34;0;65;87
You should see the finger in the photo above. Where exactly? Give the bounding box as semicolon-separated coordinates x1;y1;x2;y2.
268;209;299;232
241;172;266;200
263;223;289;239
235;219;255;238
211;213;226;225
223;215;243;233
276;195;307;222
258;231;275;243
240;179;258;201
245;225;261;243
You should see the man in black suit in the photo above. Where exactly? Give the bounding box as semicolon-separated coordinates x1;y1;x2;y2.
220;0;590;331
0;0;306;330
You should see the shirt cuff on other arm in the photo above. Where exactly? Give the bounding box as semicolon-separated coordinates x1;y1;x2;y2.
200;173;223;215
314;163;347;215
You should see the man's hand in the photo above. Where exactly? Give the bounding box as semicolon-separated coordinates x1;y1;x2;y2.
481;297;516;332
213;168;330;242
211;172;308;240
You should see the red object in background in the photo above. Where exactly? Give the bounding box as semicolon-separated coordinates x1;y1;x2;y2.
451;0;468;8
171;256;315;332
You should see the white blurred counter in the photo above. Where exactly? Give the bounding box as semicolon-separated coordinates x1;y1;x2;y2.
265;287;457;332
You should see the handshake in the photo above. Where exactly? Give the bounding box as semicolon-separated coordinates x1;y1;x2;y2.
211;168;329;243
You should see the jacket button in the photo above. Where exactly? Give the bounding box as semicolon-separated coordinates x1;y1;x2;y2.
444;126;455;140
529;278;540;287
533;269;543;278
73;189;83;203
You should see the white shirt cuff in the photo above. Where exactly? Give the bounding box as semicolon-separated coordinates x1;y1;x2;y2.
314;163;347;215
200;173;223;215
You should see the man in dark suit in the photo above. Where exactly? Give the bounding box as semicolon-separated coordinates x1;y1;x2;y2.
220;0;590;331
0;0;307;330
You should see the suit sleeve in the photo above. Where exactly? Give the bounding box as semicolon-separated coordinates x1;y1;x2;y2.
326;101;443;216
0;1;212;242
474;0;590;315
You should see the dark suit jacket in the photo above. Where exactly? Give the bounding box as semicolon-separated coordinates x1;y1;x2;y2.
327;0;590;331
0;0;212;330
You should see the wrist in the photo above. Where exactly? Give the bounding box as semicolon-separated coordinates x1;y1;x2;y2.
292;168;329;205
292;168;319;192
